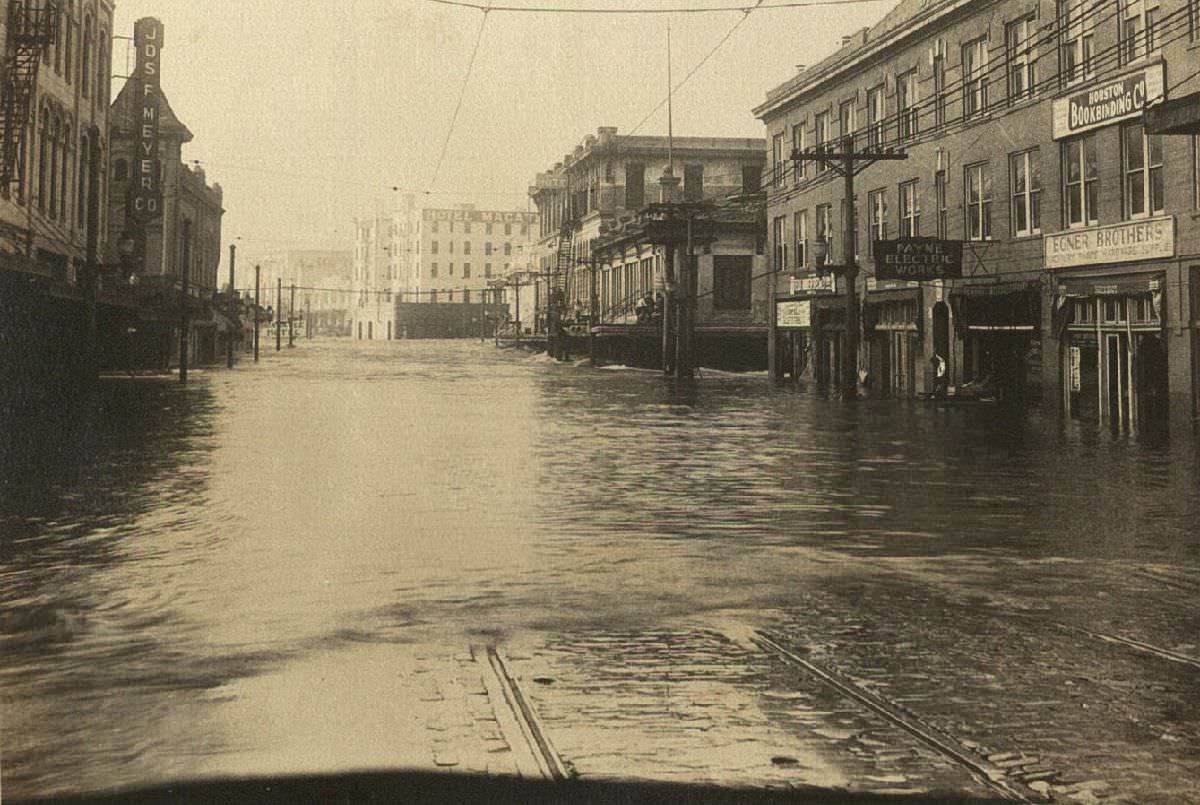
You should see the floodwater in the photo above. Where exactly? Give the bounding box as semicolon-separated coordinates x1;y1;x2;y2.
2;339;1199;799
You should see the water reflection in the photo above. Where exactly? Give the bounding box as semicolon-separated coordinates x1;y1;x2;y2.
1;340;1198;798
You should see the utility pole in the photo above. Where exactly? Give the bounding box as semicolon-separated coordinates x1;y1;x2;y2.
276;277;282;352
675;213;695;380
306;295;311;339
83;126;101;384
179;219;192;385
794;135;908;397
661;241;675;376
589;257;598;365
253;264;261;362
227;243;236;368
289;282;296;348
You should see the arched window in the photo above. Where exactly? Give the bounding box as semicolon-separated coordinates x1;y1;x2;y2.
97;33;108;105
114;158;127;181
81;15;92;97
77;132;89;229
61;121;72;224
54;11;64;73
37;108;49;213
48;114;60;219
64;8;73;83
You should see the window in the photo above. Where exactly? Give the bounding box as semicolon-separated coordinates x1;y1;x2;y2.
431;221;439;234
430;240;439;254
1009;149;1041;236
505;223;512;236
772;215;788;272
463;241;471;255
868;189;887;254
485;263;492;278
814;111;831;171
867;85;886;148
1122;121;1164;218
504;242;512;256
962;37;989;118
932;47;947;128
897;70;918;141
431;262;439;278
684;164;703;201
1058;0;1095;85
935;170;948;239
625;162;645;208
772;132;785;188
1194;135;1200;209
713;255;753;310
449;241;455;254
742;165;762;193
1191;0;1200;40
965;162;992;240
1119;0;1160;65
1006;15;1037;100
1062;134;1099;227
485;242;492;256
449;262;455;276
839;100;856;147
899;180;920;237
64;13;72;83
794;209;808;270
485;222;493;235
463;263;472;279
463;221;472;234
816;204;834;262
793;123;806;183
81;15;92;96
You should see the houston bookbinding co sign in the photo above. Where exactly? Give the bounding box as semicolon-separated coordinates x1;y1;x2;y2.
1052;64;1164;140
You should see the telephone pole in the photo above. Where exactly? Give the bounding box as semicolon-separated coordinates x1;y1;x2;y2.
793;135;908;397
288;282;296;348
227;243;236;368
276;277;282;352
83;126;102;384
253;264;261;362
179;219;192;385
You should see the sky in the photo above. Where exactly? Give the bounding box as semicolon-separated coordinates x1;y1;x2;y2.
110;0;897;265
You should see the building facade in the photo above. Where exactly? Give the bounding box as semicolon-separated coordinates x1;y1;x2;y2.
528;126;766;347
756;0;1200;433
1;0;115;277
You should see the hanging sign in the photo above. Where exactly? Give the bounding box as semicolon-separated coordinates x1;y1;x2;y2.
874;238;963;281
127;17;165;223
1052;64;1164;140
776;300;812;328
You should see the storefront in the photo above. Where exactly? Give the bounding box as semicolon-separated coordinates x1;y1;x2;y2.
1057;273;1167;432
950;283;1041;403
773;274;839;383
864;287;922;398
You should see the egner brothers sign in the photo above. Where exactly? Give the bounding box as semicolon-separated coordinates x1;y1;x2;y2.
1045;216;1175;269
873;238;963;281
1052;64;1164;140
128;17;164;223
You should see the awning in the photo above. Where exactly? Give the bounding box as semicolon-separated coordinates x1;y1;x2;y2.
950;286;1040;334
1056;275;1163;297
864;287;921;332
811;296;846;332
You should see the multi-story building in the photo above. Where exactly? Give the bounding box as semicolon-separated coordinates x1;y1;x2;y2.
756;0;1200;433
0;0;115;277
528;126;767;365
351;199;538;340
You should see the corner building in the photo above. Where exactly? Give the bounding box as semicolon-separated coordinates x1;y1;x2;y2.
756;0;1200;433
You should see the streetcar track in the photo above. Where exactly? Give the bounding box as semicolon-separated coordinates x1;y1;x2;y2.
1052;623;1200;671
483;645;570;781
754;630;1032;802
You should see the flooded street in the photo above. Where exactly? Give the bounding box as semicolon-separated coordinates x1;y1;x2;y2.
3;339;1199;802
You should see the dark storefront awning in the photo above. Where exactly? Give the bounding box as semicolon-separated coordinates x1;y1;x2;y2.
950;285;1040;334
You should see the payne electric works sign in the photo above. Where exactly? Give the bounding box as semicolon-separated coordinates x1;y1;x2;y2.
873;238;963;281
1053;64;1164;140
127;17;164;223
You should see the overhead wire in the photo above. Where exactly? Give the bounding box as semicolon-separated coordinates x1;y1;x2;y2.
427;7;491;194
423;0;892;13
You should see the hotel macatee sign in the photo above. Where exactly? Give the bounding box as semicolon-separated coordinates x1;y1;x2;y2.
422;209;538;225
1053;64;1165;140
1045;216;1175;269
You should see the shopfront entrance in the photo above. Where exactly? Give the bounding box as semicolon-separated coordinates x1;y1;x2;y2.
1060;276;1167;433
950;285;1040;403
865;291;921;399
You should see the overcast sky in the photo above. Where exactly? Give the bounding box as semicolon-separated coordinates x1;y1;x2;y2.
110;0;895;263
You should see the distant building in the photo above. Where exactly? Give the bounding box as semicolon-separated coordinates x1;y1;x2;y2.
755;0;1200;433
257;249;352;334
0;0;116;278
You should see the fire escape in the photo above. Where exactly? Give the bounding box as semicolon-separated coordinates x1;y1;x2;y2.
1;1;59;194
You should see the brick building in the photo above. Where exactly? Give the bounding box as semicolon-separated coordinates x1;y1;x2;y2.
0;0;115;276
756;0;1200;433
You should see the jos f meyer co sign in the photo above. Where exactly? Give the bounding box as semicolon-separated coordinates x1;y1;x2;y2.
873;238;963;281
1053;64;1164;140
1045;216;1175;269
127;17;164;223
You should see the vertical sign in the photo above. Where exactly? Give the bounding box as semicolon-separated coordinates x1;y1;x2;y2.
1069;346;1082;393
128;17;164;223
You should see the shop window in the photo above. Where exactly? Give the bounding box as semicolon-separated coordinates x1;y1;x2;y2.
964;162;992;240
868;189;887;255
867;85;886;148
897;70;918;141
1122;121;1164;219
713;256;752;310
899;180;920;238
1063;134;1100;227
1131;296;1159;323
1102;298;1126;323
962;37;989;118
1058;0;1095;85
1010;149;1041;236
1006;15;1037;100
1073;299;1095;324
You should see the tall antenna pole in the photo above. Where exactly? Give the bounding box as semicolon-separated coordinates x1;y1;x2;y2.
667;17;674;172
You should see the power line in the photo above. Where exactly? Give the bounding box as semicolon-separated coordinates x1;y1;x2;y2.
424;0;890;13
428;8;491;194
186;159;528;197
